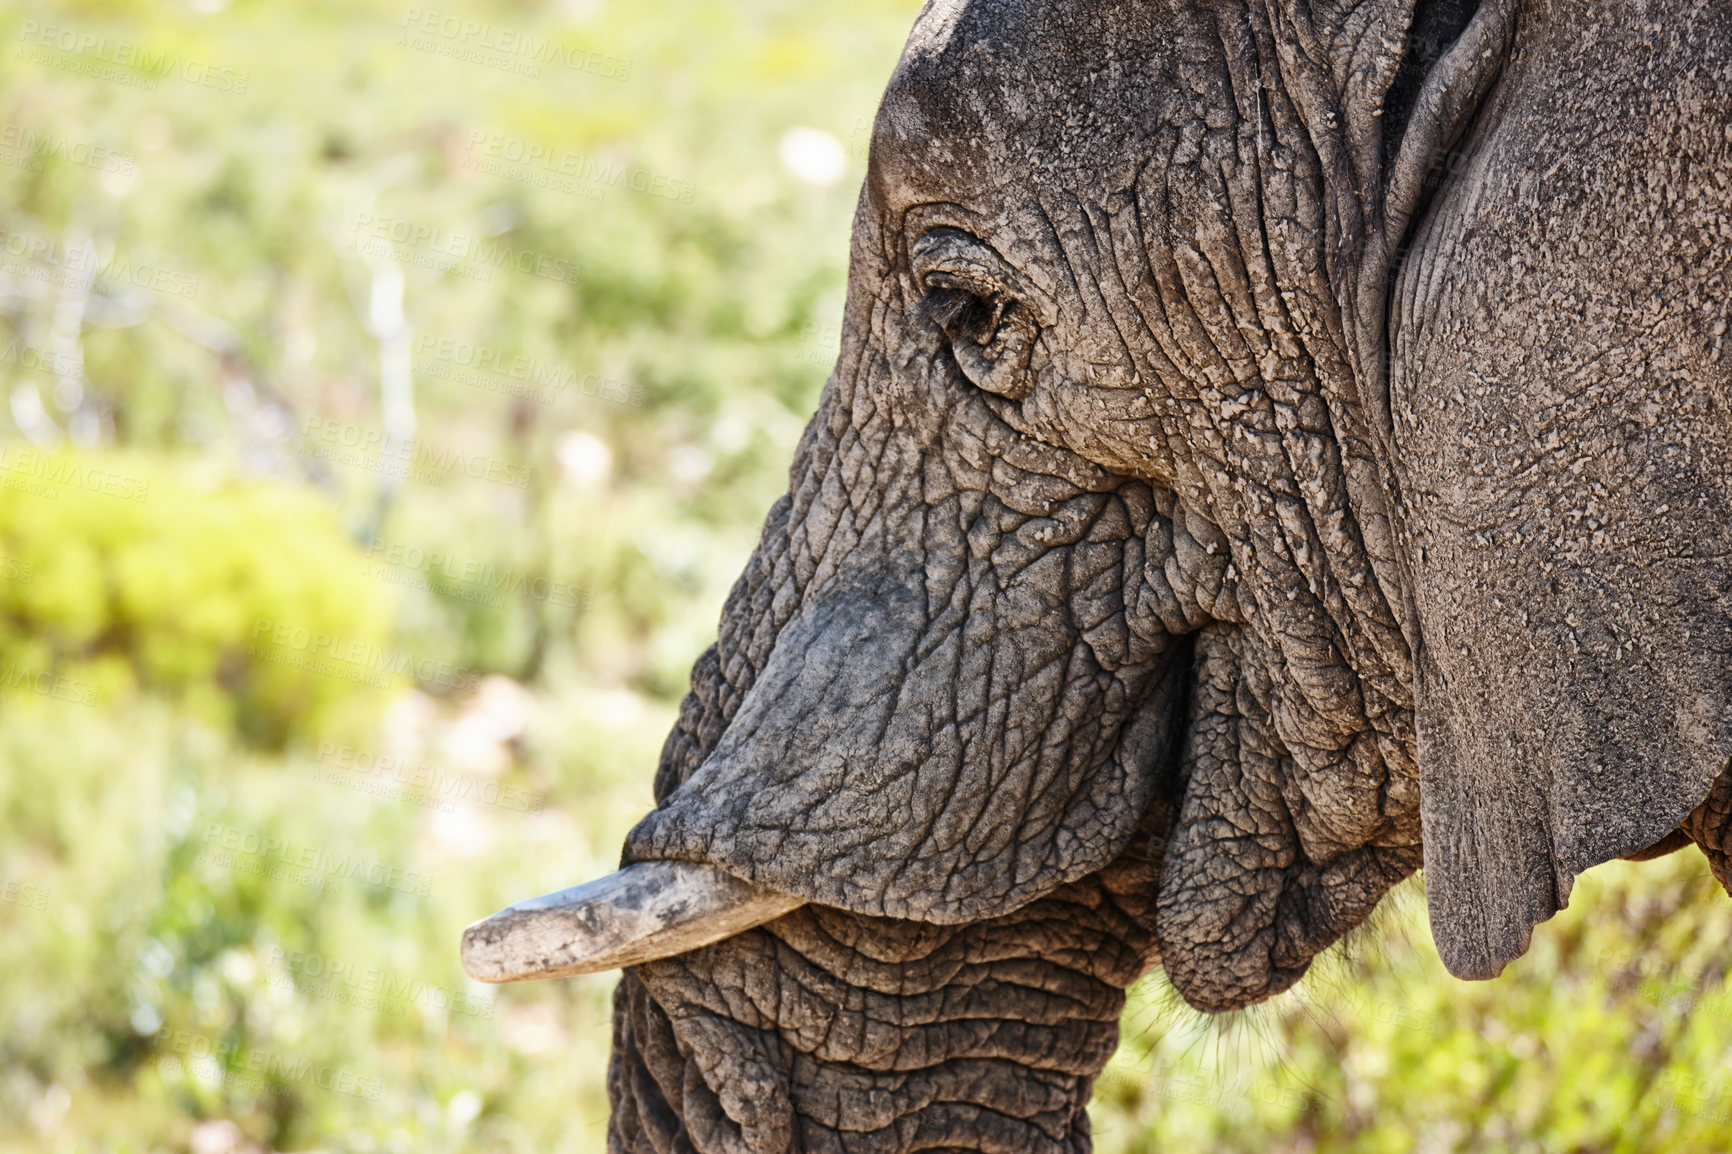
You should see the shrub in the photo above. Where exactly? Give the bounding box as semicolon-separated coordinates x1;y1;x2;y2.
0;450;396;747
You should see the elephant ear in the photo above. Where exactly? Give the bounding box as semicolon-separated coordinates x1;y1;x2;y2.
1264;0;1518;415
1408;476;1732;982
1386;6;1732;978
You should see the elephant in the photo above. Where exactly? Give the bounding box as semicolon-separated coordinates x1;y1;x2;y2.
462;0;1732;1147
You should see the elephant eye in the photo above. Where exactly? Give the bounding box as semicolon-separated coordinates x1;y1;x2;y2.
912;230;1038;401
925;276;1014;345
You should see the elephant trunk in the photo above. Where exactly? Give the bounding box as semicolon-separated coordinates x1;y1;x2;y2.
607;805;1168;1154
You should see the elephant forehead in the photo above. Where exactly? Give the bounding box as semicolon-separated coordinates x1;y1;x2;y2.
870;0;1223;209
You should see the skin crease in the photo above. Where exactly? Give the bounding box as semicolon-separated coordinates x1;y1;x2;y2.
596;0;1732;1148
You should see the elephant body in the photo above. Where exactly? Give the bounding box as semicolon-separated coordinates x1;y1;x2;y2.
595;0;1732;1147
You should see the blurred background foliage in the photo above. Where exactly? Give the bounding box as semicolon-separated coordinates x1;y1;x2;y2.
0;1;1727;1152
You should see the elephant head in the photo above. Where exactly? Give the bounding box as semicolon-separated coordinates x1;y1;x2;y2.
464;0;1732;1147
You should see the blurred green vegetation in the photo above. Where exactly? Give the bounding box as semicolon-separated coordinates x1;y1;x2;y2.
0;1;1727;1153
0;450;396;744
1096;855;1732;1154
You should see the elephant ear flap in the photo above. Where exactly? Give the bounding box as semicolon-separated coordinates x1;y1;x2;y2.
1410;589;1732;980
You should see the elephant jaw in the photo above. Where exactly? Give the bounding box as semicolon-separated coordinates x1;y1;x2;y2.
460;861;802;982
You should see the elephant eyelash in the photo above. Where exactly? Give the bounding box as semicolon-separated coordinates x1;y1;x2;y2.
924;279;1011;347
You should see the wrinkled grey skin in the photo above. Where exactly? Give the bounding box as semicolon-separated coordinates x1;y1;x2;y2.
604;0;1732;1146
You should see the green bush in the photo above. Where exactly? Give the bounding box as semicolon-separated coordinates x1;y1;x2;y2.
0;450;396;746
0;685;661;1154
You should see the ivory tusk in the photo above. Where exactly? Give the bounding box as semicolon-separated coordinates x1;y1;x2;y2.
461;860;804;983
